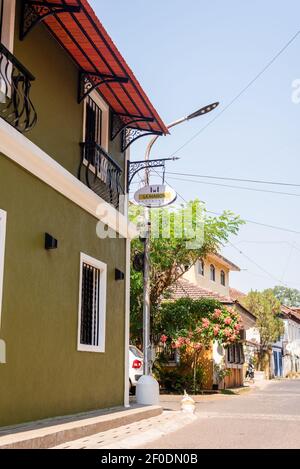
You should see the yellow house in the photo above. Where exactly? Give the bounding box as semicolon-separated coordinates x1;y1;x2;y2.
168;253;258;389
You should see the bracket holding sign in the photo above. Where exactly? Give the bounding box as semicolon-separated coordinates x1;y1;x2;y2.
127;157;179;191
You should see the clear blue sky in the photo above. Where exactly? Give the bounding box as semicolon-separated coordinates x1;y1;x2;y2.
90;0;300;293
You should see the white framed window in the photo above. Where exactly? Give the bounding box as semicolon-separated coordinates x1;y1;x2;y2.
77;253;107;353
83;90;109;152
0;209;7;327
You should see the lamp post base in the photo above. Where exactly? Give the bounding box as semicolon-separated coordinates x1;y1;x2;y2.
136;375;160;405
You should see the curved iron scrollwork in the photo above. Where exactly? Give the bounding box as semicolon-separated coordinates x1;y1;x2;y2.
78;142;124;210
78;71;129;103
127;158;169;190
121;127;162;153
111;112;156;143
20;1;82;40
0;42;37;133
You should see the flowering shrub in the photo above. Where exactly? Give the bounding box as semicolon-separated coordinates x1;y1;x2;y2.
156;299;242;352
154;298;242;393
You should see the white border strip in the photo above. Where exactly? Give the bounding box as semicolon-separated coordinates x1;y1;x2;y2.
0;209;7;328
0;118;137;239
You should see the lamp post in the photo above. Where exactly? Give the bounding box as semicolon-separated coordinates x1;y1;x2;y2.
136;102;219;405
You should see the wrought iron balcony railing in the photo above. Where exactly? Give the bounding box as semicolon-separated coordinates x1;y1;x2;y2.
79;142;124;210
0;42;37;133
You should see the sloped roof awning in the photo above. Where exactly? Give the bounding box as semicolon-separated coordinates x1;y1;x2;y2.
21;0;168;149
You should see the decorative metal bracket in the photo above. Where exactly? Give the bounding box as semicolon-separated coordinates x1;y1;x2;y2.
20;1;82;40
111;113;155;142
127;157;177;190
78;71;129;103
122;127;162;153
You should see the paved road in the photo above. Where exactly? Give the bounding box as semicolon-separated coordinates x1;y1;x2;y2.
142;379;300;449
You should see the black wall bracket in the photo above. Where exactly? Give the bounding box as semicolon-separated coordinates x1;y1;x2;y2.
127;157;177;190
20;1;82;40
111;113;156;143
78;71;129;103
121;128;162;153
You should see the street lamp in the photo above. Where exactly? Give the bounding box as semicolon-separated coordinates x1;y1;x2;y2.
136;102;219;405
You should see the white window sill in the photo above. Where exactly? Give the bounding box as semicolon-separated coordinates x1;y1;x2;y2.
77;344;105;354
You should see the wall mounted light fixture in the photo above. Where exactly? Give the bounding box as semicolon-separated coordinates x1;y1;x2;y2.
115;269;125;281
45;233;58;250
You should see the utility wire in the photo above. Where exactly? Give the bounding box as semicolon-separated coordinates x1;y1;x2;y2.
166;175;300;198
170;29;300;156
165;171;300;188
133;169;300;235
148;167;300;287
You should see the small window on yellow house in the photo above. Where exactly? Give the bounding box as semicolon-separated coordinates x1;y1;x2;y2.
220;270;226;286
210;264;215;282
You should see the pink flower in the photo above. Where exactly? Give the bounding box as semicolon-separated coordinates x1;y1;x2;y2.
202;318;210;328
185;338;191;345
213;325;220;336
224;317;232;325
196;327;203;334
224;328;231;337
193;342;203;351
213;309;222;319
230;334;237;342
160;334;168;344
234;324;241;331
178;336;185;346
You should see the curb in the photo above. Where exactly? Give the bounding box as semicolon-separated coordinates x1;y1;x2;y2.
0;406;162;449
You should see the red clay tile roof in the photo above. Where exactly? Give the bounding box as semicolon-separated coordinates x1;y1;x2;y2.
229;287;246;301
168;280;257;325
169;279;233;303
281;305;300;323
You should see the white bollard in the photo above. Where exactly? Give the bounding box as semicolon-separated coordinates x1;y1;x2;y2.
136;375;160;405
181;391;196;414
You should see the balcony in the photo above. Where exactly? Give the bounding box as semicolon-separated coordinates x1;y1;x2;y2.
0;42;37;133
79;142;124;210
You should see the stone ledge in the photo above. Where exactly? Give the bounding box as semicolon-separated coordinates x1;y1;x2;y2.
0;405;162;449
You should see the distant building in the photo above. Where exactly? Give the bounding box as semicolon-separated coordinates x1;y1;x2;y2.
272;306;300;378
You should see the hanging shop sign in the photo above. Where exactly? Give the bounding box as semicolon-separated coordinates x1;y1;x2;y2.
134;184;177;208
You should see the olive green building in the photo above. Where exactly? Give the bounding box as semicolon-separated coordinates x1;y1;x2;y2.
0;0;166;426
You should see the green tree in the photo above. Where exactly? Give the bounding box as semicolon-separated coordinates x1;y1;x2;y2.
130;200;244;344
266;286;300;308
241;290;284;352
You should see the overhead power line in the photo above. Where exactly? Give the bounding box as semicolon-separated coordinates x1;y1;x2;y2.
145;168;300;288
165;171;300;188
166;175;300;198
138;168;300;235
170;29;300;156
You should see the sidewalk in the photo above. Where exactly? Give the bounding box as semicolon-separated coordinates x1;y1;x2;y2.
0;405;162;449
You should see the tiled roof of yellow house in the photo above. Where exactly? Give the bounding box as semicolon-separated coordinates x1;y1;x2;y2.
167;279;257;326
229;287;246;301
169;279;233;303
